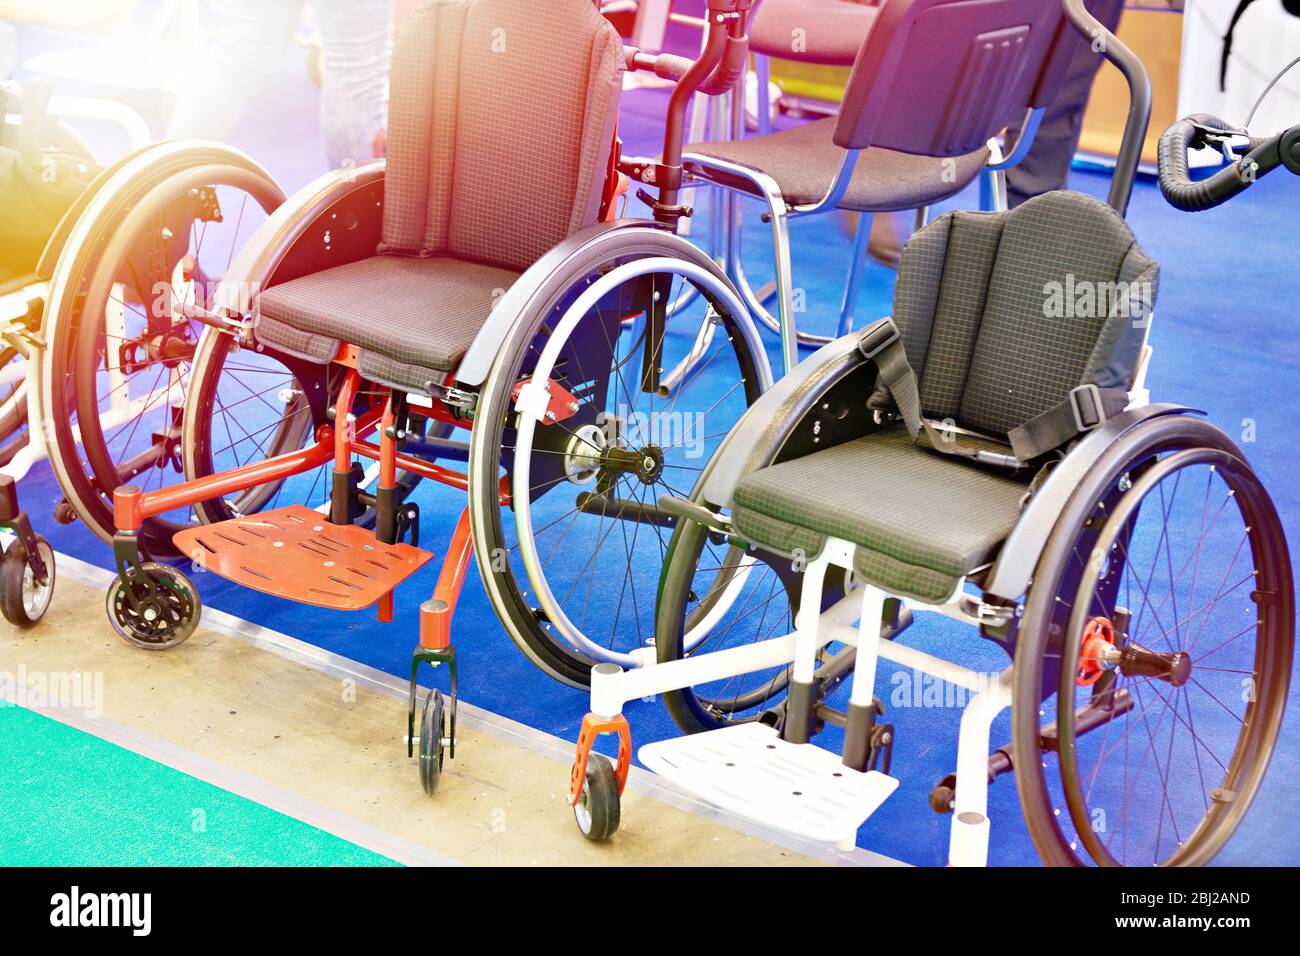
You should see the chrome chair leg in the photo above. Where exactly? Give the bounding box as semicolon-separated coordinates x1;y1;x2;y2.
836;212;873;338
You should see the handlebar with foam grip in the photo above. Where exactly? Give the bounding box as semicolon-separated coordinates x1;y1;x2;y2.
1158;113;1281;212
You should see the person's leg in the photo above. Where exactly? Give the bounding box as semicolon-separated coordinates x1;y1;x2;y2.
166;0;304;142
1005;0;1125;207
312;0;394;169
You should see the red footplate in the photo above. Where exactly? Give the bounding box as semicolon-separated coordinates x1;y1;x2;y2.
173;506;434;611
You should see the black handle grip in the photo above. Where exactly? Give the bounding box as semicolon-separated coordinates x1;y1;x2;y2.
1158;113;1280;212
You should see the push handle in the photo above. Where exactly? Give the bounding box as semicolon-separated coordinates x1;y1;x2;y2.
1063;0;1151;216
620;0;754;226
1157;114;1297;212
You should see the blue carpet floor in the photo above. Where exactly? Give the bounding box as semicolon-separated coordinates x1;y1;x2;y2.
10;16;1300;866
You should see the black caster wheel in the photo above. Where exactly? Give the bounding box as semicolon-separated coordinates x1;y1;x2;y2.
574;754;621;841
1;535;55;627
419;689;447;795
105;562;201;650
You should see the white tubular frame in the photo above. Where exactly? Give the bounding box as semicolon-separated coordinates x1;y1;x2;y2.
587;533;1017;866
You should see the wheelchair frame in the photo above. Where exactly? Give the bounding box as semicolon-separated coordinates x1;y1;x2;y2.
0;80;278;625
97;0;770;786
677;80;1047;377
565;0;1291;866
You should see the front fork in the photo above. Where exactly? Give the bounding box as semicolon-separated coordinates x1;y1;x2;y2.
408;645;458;761
0;475;48;584
405;507;476;763
568;707;632;806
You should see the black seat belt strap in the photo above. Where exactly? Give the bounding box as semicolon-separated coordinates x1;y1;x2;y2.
858;319;1021;471
1007;383;1129;461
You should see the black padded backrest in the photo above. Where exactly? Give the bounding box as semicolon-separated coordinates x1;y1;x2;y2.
380;0;625;270
834;0;1076;155
889;191;1158;438
749;0;881;66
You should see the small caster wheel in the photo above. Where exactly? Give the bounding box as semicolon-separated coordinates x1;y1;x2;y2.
574;754;620;841
419;689;446;795
1;535;55;627
53;501;78;525
929;784;955;815
106;562;201;650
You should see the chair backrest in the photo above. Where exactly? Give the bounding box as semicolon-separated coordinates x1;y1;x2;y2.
748;0;880;67
379;0;625;271
834;0;1077;156
888;192;1158;439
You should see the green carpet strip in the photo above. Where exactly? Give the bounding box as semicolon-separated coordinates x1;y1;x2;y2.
0;704;399;866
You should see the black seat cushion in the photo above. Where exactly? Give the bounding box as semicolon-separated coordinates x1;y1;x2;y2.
256;255;521;391
687;117;990;212
732;426;1030;603
886;191;1158;438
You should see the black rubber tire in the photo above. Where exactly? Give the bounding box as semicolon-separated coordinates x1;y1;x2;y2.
656;517;804;734
105;561;202;650
1012;414;1293;867
573;754;620;842
43;146;284;560
469;227;765;687
1;535;55;627
419;689;446;796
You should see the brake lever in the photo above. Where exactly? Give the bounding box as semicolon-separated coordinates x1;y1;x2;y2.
1189;120;1251;164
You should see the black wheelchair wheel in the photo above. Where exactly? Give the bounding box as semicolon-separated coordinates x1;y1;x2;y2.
656;515;815;734
573;754;621;841
105;561;203;650
0;535;55;627
470;227;767;687
1013;414;1293;866
42;146;284;560
418;689;447;796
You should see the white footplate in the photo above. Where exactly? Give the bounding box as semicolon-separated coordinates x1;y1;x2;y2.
639;722;898;846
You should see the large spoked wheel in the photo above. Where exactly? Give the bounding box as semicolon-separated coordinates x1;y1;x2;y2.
1013;415;1293;866
42;145;284;559
470;228;770;687
656;514;825;733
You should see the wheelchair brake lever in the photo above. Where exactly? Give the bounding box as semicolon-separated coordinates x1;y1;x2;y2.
176;299;251;335
1189;120;1251;164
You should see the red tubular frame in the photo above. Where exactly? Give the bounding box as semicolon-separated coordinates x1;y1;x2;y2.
112;365;492;631
420;508;474;650
114;433;336;532
352;439;469;492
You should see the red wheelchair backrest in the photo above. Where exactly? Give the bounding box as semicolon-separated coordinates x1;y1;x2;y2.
379;0;625;270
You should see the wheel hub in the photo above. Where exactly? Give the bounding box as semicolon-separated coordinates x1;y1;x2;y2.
600;443;663;485
1118;642;1193;688
564;424;608;484
1076;617;1118;686
1077;615;1194;688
